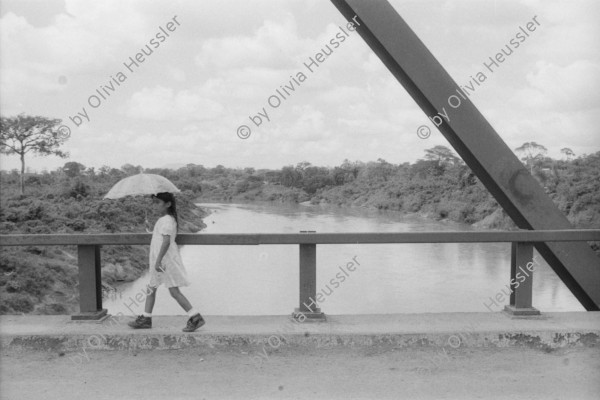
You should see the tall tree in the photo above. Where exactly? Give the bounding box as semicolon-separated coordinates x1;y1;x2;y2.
0;114;68;194
515;142;547;173
560;147;575;161
424;145;460;166
340;159;362;180
63;161;86;178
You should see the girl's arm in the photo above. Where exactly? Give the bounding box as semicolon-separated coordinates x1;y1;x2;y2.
154;235;171;272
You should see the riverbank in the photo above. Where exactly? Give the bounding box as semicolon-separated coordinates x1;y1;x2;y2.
194;152;600;233
0;192;209;315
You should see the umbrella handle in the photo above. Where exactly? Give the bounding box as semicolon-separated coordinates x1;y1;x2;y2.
144;210;152;233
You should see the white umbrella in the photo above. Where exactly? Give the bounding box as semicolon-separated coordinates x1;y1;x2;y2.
104;173;181;199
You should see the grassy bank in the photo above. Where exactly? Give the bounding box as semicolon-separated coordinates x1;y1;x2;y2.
0;170;207;314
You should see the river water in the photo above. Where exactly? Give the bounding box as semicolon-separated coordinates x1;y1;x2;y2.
104;202;584;316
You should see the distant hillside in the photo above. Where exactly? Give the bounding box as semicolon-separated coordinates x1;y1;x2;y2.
192;151;600;233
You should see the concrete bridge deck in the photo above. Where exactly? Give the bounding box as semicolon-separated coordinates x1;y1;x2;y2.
2;312;599;351
1;312;599;399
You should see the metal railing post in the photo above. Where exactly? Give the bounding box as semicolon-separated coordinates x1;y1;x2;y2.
504;242;540;316
72;245;107;320
293;233;325;321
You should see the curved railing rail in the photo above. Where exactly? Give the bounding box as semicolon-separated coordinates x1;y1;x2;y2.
1;229;599;320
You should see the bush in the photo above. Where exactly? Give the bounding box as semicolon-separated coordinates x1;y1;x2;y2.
67;219;86;232
1;294;34;313
41;303;68;314
234;180;249;194
0;221;17;233
66;180;90;199
25;176;42;185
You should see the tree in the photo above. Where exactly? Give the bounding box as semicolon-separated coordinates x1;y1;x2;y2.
0;114;69;194
411;159;445;178
121;164;142;176
186;164;205;178
561;148;575;161
331;167;348;185
98;165;111;177
213;165;226;176
63;162;86;178
302;166;333;194
424;145;460;167
515;142;547;173
296;161;312;171
85;166;96;177
280;166;302;187
340;159;362;181
263;170;282;184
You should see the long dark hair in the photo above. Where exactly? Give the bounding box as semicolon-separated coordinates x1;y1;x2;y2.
153;192;178;231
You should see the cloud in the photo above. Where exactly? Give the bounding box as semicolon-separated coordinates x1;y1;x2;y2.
521;60;600;111
124;86;224;121
194;14;306;71
166;66;186;82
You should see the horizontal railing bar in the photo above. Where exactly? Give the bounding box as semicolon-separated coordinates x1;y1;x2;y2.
0;230;599;246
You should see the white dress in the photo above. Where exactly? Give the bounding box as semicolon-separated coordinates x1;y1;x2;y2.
148;215;190;288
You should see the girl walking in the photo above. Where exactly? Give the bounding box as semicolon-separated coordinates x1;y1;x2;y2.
128;192;205;332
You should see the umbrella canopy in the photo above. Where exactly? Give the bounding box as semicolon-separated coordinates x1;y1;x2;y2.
104;173;181;199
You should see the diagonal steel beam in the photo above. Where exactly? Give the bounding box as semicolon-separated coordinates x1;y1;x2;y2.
331;0;600;310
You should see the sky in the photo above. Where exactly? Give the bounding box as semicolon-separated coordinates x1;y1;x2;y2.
0;0;599;172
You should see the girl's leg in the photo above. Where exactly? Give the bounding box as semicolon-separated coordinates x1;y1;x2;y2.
144;285;158;314
128;285;157;329
169;287;205;332
168;287;192;312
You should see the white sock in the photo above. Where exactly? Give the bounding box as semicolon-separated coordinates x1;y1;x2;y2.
143;312;152;317
187;308;199;317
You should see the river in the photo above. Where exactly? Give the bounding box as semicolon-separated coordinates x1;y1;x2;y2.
104;202;584;316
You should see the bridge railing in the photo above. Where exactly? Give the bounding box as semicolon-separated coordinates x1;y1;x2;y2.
1;230;599;320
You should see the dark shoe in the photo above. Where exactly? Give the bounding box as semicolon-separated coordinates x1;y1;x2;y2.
128;315;152;329
182;313;205;332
